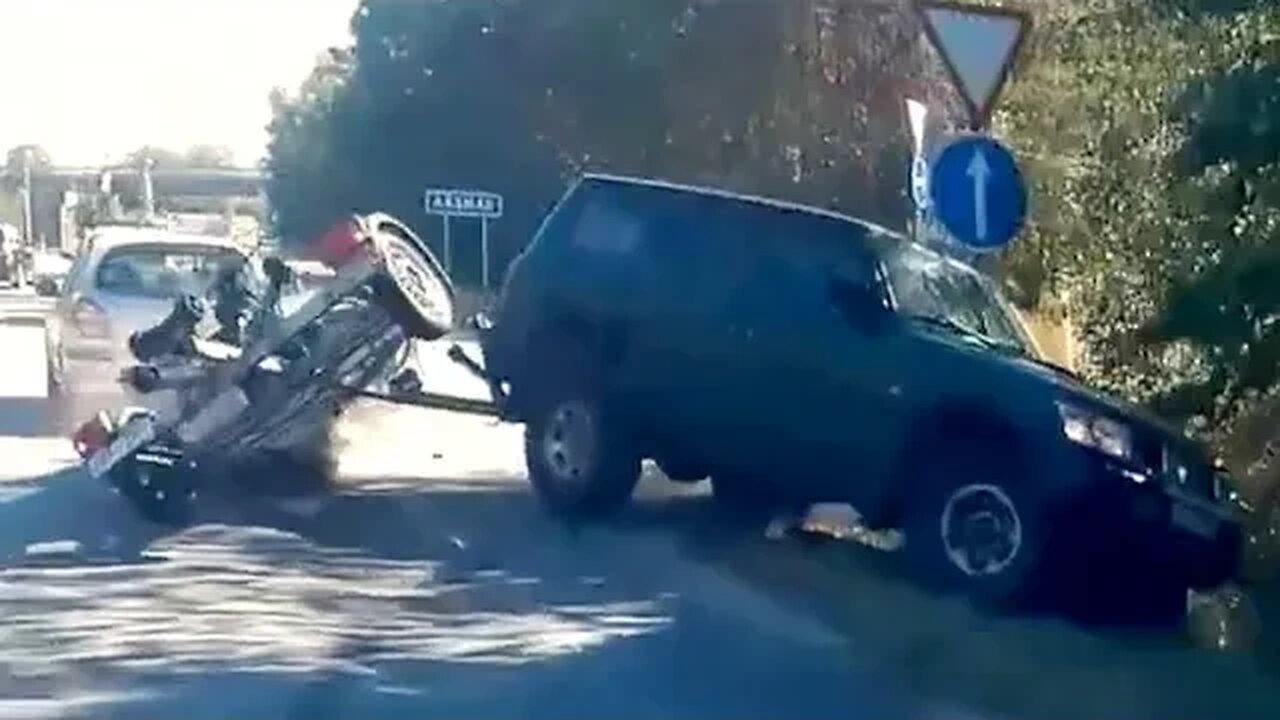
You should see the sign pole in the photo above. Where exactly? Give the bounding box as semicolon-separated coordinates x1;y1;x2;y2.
480;218;490;290
424;187;504;286
905;98;930;246
442;215;452;274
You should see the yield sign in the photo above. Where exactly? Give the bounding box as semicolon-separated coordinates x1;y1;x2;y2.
915;1;1031;130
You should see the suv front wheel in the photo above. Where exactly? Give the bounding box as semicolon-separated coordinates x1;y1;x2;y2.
523;347;640;518
904;445;1045;606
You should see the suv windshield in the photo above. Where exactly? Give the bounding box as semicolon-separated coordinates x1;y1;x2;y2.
882;243;1032;355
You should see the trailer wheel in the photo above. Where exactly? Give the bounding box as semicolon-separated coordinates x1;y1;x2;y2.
370;219;455;340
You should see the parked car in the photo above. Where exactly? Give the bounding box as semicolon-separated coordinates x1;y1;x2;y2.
480;174;1242;606
44;226;249;431
31;248;76;297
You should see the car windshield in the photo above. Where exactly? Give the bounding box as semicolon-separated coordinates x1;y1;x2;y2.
882;243;1032;355
95;244;244;300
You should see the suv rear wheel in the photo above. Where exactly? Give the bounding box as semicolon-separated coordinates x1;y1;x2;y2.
904;444;1044;606
523;342;640;518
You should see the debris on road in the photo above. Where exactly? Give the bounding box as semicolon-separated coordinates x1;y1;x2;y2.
765;503;905;552
24;540;82;559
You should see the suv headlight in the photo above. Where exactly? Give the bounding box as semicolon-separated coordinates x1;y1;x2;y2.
1057;402;1134;461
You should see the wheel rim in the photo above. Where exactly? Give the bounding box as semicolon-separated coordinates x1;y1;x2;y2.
939;483;1023;578
381;235;453;331
541;400;596;487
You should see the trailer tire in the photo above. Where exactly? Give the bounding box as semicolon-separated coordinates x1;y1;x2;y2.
369;218;455;340
109;451;198;527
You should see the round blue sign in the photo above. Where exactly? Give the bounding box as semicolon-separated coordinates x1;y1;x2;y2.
927;135;1027;252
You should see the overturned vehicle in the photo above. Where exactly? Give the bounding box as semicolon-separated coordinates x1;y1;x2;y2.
71;213;477;524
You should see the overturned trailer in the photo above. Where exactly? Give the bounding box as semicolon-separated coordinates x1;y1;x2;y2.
72;212;503;524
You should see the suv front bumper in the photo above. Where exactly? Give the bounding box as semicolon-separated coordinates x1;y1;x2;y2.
1057;449;1243;590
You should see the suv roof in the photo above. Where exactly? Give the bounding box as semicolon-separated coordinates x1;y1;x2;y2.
581;172;907;242
575;173;996;298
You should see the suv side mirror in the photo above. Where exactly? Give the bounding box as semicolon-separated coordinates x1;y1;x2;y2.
828;274;892;334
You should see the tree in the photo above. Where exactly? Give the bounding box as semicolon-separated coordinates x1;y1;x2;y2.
4;144;52;176
184;144;235;168
3;144;53;193
123;145;186;169
1136;0;1280;430
996;0;1279;433
265;0;944;284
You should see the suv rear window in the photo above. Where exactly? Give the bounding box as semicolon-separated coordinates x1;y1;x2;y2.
95;244;244;299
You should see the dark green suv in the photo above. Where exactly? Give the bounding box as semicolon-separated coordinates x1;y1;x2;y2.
481;174;1241;603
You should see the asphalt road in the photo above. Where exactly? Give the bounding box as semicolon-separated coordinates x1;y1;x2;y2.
3;288;1280;720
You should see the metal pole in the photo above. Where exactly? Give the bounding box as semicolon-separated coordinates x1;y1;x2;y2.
21;149;33;244
442;216;452;274
481;218;490;290
141;158;155;219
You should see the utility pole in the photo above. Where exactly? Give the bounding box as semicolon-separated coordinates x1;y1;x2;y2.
141;157;156;220
21;148;34;245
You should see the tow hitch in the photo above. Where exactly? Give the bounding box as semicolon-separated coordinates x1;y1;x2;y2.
347;341;506;418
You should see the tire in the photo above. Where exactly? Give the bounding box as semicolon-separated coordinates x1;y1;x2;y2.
370;219;455;340
522;340;640;518
108;450;198;527
903;445;1044;606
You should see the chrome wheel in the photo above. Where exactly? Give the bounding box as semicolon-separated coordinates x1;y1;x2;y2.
940;483;1023;578
381;234;453;331
541;400;596;486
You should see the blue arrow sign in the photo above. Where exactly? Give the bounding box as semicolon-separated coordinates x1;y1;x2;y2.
928;135;1026;252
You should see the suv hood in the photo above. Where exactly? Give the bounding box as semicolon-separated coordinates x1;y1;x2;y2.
1006;352;1186;440
919;326;1188;444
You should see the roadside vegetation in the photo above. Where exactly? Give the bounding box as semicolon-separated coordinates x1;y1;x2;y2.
265;0;1280;579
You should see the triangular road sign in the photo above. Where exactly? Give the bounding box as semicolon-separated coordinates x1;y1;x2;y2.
915;1;1030;130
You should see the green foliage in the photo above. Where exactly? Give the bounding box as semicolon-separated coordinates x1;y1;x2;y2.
122;144;235;169
265;0;1279;436
4;144;52;175
2;144;52;193
997;0;1279;433
264;0;947;285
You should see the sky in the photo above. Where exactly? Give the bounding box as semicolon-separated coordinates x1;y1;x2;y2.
0;0;357;167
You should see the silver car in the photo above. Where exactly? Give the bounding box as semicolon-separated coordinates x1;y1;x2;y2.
44;227;249;430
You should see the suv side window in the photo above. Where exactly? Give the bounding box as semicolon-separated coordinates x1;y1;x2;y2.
641;194;758;325
730;206;878;330
571;191;645;255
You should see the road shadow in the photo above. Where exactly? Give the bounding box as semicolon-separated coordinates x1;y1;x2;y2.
4;460;1280;720
0;397;55;438
0;470;902;720
0;466;163;566
212;476;1280;720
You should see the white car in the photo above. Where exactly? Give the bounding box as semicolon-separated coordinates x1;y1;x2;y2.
44;227;250;430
